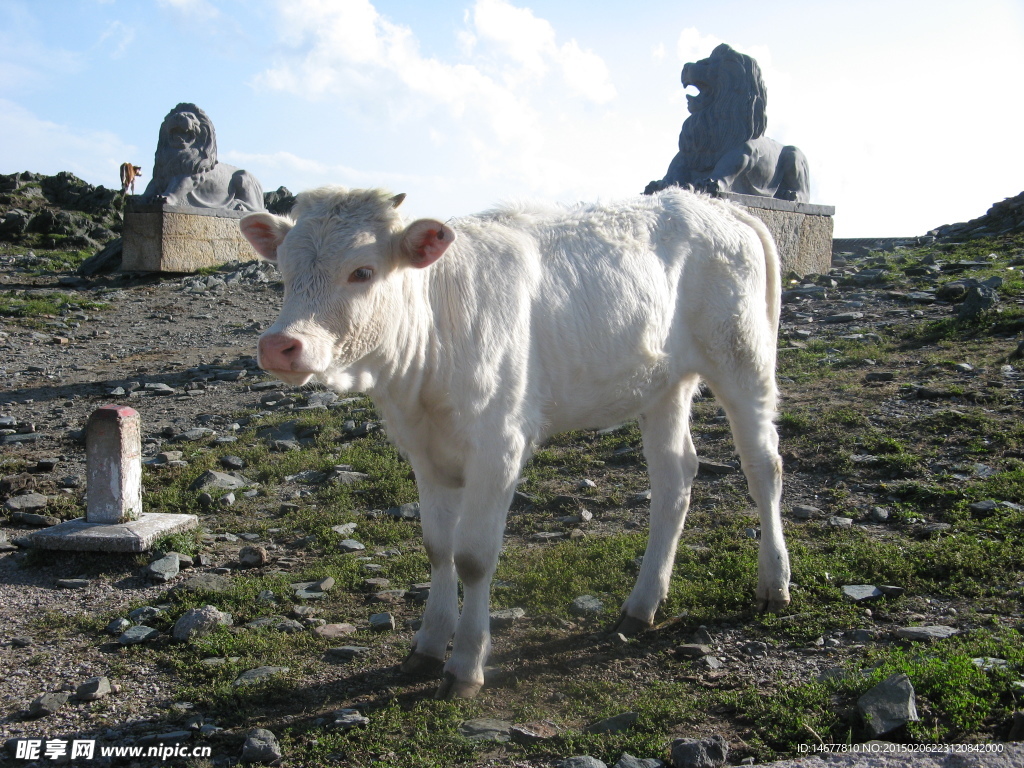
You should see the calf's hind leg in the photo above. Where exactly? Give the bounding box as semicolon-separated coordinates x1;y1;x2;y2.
615;376;700;634
706;374;791;613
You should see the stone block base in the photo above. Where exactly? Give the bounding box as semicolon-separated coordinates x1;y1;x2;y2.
26;513;199;553
722;193;835;278
122;202;259;272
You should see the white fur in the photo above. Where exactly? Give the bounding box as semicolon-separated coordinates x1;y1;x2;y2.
242;186;791;697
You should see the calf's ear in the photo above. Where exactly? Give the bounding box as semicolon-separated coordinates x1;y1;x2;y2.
398;219;456;269
240;213;293;262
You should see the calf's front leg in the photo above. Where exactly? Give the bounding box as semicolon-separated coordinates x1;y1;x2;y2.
435;439;523;699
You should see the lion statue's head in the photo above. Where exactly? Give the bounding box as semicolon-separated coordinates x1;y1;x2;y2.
152;103;218;179
678;44;767;172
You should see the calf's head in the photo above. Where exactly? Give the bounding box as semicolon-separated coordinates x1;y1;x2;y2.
240;187;455;390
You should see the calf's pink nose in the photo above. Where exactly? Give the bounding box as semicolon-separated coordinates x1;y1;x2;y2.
259;332;303;371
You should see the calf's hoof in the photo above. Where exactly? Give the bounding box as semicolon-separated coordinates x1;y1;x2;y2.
611;612;652;637
400;649;446;678
434;671;482;700
755;588;791;614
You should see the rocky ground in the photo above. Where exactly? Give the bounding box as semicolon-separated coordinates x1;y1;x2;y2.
1;183;1024;767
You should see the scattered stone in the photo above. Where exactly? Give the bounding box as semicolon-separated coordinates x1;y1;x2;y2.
330;709;369;730
956;285;999;319
509;721;559;744
369;612;395;632
106;617;131;635
697;459;739;475
173;605;233;642
29;691;71;718
676;644;714;659
857;673;919;737
864;371;895;382
172;573;232;595
246;616;304;633
332;522;358;537
188;470;251;492
700;656;724;670
10;511;61;527
896;625;959;641
241;727;283;765
128;605;163;623
119;625;160;645
585;712;638;734
144;554;180;582
385;502;421;520
569;595;603;616
233;667;290;687
292;577;335;599
220;455;246;470
558;759;607;768
790;504;820;520
490;607;526;628
459;717;513;743
315;623;358;640
338;539;366;553
671;735;729;768
972;657;1009;671
56;578;91;589
969;499;1000;516
4;493;48;514
827;516;853;529
843;585;884;602
740;641;768;657
326;645;371;661
76;676;112;701
613;756;663;768
239;545;270;568
868;507;891;523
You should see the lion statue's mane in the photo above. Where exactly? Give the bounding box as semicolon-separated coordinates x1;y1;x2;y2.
646;44;809;203
140;103;264;212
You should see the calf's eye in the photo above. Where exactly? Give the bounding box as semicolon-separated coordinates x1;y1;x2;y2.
349;267;374;283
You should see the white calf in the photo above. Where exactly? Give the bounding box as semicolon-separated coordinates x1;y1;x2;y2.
241;187;790;698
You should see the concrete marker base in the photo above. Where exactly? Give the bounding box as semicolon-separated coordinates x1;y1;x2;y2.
26;513;199;553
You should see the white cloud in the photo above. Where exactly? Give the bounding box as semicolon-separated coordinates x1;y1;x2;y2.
156;0;221;21
0;99;137;189
96;20;135;59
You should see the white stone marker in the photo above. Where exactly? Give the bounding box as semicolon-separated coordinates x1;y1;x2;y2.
86;405;142;523
27;405;198;553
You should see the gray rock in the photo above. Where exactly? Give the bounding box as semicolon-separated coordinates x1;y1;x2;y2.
10;511;61;527
292;577;335;600
241;727;283;765
144;554;180;582
173;605;232;642
490;607;526;628
106;617;131;635
585;711;639;734
173;573;232;594
369;612;395;632
558;758;607;768
614;756;664;768
842;584;884;602
119;625;160;645
896;625;959;641
30;691;71;718
857;673;919;737
789;504;820;520
220;455;246;470
330;708;369;730
173;428;215;442
827;516;853;528
76;676;112;701
56;578;91;589
338;539;366;553
697;459;739;475
386;502;421;520
676;644;713;658
128;605;162;623
740;640;768;657
189;470;251;491
671;735;728;768
569;595;604;616
233;667;290;687
331;522;358;536
458;717;513;742
239;545;270;568
4;493;49;513
246;616;304;633
956;285;999;319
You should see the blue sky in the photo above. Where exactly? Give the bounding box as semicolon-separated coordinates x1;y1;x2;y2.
1;0;1022;238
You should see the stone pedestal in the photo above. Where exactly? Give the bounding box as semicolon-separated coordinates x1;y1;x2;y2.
722;193;834;277
122;201;259;273
27;405;198;553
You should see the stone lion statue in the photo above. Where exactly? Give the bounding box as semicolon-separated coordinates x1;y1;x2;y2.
140;103;265;212
645;44;809;203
